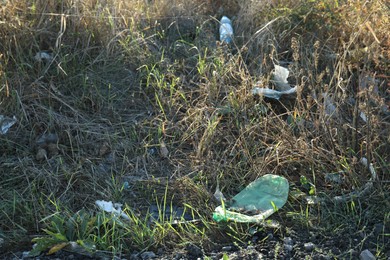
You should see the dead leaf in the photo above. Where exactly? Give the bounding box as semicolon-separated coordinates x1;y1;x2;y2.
160;141;169;158
99;142;110;156
48;242;69;255
36;148;47;161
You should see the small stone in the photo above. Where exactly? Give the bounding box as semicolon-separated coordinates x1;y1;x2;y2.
222;246;233;251
373;223;384;236
22;251;30;259
331;247;341;255
186;243;203;257
36;148;47;160
140;251;156;260
47;143;59;156
284;244;293;252
173;252;184;260
160;141;169;158
359;249;376;260
247;245;255;250
99;142;111;156
148;147;158;155
284;237;294;245
36;133;58;146
304;242;315;251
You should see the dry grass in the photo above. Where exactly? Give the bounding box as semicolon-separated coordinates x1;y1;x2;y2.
0;0;389;257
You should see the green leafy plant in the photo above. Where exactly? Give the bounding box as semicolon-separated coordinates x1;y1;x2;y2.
29;209;97;257
300;176;316;195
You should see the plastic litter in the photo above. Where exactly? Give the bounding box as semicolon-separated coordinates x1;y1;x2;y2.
95;200;130;220
213;178;226;202
219;16;233;44
213;174;289;223
252;86;297;100
0;115;17;135
34;51;53;62
303;157;378;204
322;93;338;118
324;171;344;184
252;65;297;100
272;65;291;91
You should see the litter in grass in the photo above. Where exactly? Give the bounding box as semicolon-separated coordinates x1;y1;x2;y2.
95;200;130;220
303;157;378;204
252;86;298;100
322;93;339;119
252;65;297;100
324;171;344;185
34;51;53;62
272;65;291;91
219;16;233;44
213;174;289;223
214;179;226;203
333;157;378;202
0;115;17;135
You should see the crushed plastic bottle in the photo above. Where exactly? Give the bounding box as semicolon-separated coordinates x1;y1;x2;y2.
252;65;298;100
213;174;289;223
0;115;17;134
219;16;233;44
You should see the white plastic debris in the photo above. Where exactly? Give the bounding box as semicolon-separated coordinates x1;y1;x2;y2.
272;65;291;91
34;51;53;62
252;65;297;100
95;200;130;220
360;111;367;122
360;75;379;94
0;115;17;134
213;179;226;202
219;16;233;44
252;86;297;100
322;93;338;117
333;157;377;202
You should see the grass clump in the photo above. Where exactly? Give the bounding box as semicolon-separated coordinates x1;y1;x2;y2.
0;0;389;258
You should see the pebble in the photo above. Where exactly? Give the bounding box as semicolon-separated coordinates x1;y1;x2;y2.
359;249;376;260
252;236;259;243
222;246;233;251
36;133;58;146
140;251;156;260
284;237;294;245
47;143;59;156
284;244;293;252
304;242;315;251
186;243;203;257
22;251;30;259
148;147;158;155
36;148;47;160
373;223;384;236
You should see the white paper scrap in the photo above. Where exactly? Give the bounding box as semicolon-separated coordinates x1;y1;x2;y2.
95;200;130;220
